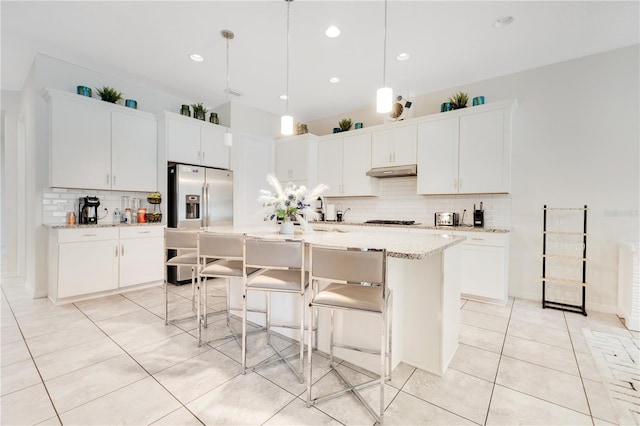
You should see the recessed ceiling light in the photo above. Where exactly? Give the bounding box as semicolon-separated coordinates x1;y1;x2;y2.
329;77;340;83
280;94;289;100
493;16;514;28
396;53;410;61
325;26;341;38
189;53;204;62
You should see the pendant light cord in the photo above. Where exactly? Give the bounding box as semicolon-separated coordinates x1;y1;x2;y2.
285;0;291;115
382;0;387;87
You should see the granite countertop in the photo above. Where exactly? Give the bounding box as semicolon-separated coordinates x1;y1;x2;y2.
308;221;510;233
46;222;165;229
204;224;465;260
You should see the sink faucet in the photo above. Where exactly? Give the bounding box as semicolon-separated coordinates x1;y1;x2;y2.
342;208;351;221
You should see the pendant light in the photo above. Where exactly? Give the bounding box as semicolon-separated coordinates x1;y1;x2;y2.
221;29;234;146
281;0;294;135
376;0;393;113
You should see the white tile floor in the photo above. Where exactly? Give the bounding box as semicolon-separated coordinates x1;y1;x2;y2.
1;281;635;425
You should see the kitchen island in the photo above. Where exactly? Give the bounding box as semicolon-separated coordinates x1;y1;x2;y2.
205;223;465;376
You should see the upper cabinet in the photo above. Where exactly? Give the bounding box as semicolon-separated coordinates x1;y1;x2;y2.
43;88;157;192
275;134;318;188
417;100;516;195
371;124;417;168
317;132;376;197
161;111;230;170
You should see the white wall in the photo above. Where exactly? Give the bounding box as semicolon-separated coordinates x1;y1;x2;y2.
309;45;640;312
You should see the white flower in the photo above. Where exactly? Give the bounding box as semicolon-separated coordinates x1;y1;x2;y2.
257;174;328;222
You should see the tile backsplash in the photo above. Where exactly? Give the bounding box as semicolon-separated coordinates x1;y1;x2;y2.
43;188;156;225
322;176;511;228
43;177;511;228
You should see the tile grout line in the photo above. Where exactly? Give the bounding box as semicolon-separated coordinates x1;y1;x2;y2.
1;285;64;425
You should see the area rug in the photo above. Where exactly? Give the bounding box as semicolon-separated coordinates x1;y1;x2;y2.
583;328;640;425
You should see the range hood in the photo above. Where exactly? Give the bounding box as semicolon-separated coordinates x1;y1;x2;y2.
366;164;417;178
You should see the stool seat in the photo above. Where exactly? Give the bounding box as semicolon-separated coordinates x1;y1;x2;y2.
247;270;309;292
201;260;258;277
313;283;383;313
166;252;198;266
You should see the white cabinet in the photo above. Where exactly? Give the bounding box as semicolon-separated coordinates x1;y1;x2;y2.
276;134;318;187
317;132;376;197
163;112;230;169
453;231;509;304
372;124;417;168
417;100;515;195
49;226;164;303
118;226;164;288
53;228;119;299
43;88;158;192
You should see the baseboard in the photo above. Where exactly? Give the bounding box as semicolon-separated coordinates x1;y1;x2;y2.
508;290;618;316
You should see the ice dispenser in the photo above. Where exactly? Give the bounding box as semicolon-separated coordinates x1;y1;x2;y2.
185;195;200;219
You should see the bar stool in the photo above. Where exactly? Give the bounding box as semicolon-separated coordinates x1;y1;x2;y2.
306;244;392;424
164;228;200;327
197;232;261;347
242;237;308;383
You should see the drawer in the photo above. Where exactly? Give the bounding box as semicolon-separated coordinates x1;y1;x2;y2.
454;231;508;247
57;227;119;243
119;225;165;239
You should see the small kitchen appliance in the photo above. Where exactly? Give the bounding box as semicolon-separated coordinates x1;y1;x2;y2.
79;196;100;224
474;202;484;228
434;212;459;227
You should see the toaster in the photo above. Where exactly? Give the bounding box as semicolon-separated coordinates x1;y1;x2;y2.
435;212;459;226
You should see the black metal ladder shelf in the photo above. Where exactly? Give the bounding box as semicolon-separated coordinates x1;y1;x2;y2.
541;205;588;316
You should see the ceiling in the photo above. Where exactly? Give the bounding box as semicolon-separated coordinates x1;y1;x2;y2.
2;1;638;122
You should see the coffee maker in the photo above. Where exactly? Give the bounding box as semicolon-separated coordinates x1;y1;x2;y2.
79;196;100;224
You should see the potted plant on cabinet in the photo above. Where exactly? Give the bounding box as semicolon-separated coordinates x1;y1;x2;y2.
448;91;469;110
338;118;352;132
96;86;123;103
191;103;207;121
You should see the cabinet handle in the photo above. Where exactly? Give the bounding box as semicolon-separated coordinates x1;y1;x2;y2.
138;231;151;234
392;153;396;163
454;179;457;190
113;175;116;186
106;174;110;185
115;245;118;257
121;245;125;256
470;238;484;241
82;233;97;237
459;179;463;190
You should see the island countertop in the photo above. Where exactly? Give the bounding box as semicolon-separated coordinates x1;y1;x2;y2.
204;224;465;260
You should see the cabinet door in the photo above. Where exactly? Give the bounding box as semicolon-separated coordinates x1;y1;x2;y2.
459;109;509;193
119;236;164;288
167;118;201;165
342;133;375;196
317;137;343;196
393;125;418;166
111;111;158;191
276;138;308;183
371;129;393;168
417;118;459;194
372;126;417;167
58;240;119;298
459;244;505;301
50;97;111;189
201;126;230;169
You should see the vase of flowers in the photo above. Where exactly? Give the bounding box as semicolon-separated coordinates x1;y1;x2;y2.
258;174;328;234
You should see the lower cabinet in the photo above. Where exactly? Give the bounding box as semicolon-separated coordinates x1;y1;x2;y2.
454;231;509;304
49;226;164;303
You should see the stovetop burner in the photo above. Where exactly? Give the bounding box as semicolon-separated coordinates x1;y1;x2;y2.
364;220;417;225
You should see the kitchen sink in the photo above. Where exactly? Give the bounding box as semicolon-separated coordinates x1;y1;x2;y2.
312;226;349;233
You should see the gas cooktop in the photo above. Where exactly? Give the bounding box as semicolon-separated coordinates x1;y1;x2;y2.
364;220;417;225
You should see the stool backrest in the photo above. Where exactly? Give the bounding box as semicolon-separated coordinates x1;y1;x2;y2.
165;228;198;250
198;232;244;260
311;246;386;288
245;238;304;270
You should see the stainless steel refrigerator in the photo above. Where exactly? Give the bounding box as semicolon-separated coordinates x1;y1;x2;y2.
167;163;233;283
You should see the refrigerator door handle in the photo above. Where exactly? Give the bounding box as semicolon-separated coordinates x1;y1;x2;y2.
203;183;210;228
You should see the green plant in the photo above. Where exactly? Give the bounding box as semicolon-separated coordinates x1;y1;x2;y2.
338;118;352;131
191;103;208;114
96;86;123;103
448;91;469;109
